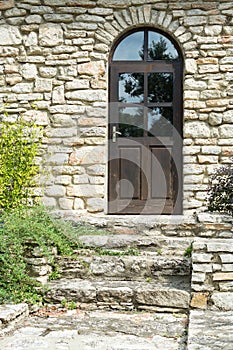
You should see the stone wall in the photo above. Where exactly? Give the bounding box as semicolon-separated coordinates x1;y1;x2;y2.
0;0;232;215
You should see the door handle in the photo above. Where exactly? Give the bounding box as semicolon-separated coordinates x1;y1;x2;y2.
112;126;122;142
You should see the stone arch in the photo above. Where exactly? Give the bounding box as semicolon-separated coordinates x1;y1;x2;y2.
94;6;188;60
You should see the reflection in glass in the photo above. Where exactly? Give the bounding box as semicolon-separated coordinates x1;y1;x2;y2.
148;32;178;61
113;31;144;61
148;107;173;136
119;73;144;103
119;107;144;137
148;73;173;103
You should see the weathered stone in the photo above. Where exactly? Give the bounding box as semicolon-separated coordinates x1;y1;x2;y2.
135;288;190;309
67;184;104;198
22;110;49;125
0;25;22;45
184;122;210;138
12;83;33;93
52;85;65;104
78;61;105;76
39;23;63;46
66;89;106;102
25;15;42;24
213;273;233;281
69;146;105;165
211;292;233;310
74;198;85;210
0;0;15;10
86;164;105;176
58;198;74;210
45;185;66;197
219;125;233;138
35;78;52;92
209;112;223;126
87;198;105;212
65;79;89;90
191;292;208;309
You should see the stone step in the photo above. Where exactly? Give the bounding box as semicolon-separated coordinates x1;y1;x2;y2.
0;304;29;337
57;254;191;284
46;279;190;312
77;234;193;256
0;308;188;350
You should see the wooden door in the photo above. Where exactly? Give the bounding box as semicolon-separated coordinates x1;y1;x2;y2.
108;29;183;214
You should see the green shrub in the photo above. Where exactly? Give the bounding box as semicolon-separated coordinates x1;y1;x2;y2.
0;115;41;210
0;205;77;304
207;163;233;216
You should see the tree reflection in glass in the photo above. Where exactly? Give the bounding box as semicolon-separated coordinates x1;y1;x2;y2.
119;107;144;137
119;73;144;103
148;107;173;137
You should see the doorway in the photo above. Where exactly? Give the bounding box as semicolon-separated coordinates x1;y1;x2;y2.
108;28;183;214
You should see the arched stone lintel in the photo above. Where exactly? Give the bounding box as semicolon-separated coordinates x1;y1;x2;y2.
95;6;187;60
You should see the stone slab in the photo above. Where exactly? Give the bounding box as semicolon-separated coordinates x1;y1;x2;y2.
0;309;188;350
46;278;190;311
188;310;233;350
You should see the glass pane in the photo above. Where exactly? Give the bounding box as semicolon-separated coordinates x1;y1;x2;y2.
148;32;178;61
113;31;144;61
119;107;144;137
148;73;173;103
119;73;144;103
148;107;173;136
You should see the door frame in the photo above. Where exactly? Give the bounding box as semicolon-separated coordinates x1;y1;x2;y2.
107;28;183;215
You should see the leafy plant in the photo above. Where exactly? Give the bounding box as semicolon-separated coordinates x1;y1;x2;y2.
0;114;41;210
207;163;233;216
0;205;78;304
184;243;193;258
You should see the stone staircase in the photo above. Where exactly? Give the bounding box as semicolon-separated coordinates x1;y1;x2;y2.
46;232;192;314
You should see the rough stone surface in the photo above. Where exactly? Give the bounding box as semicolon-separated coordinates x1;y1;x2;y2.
188;310;233;350
0;309;188;350
0;0;231;214
46;279;190;311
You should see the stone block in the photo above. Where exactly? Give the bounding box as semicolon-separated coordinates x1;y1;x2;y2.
219;282;233;291
39;67;57;78
135;288;190;309
66;89;106;102
198;155;219;164
219;125;233;138
220;254;233;263
191;273;206;283
222;264;233;272
42;197;57;207
54;175;72;185
52;85;65;104
58;198;74;210
35;78;52;92
73;174;89;184
12;83;33;93
69;146;105;165
65;79;89;90
191;292;208;309
39;23;63;47
211;292;233;310
192;264;213;273
213;273;233;281
87;198;105;213
67;184;104;198
45;185;66;197
86;164;105;176
74;198;85;210
0;25;22;45
207;242;233;253
184;122;210;138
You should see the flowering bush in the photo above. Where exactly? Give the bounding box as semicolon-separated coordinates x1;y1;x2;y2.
207;163;233;216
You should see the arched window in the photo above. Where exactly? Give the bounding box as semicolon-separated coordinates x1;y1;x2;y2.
108;28;183;215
